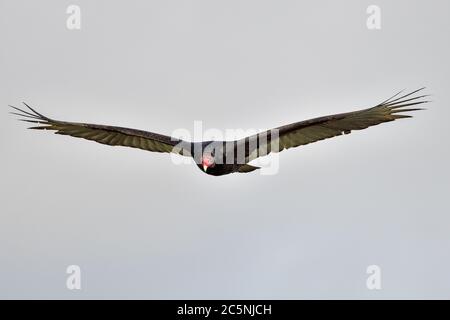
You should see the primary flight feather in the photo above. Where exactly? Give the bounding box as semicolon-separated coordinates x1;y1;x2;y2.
10;88;428;176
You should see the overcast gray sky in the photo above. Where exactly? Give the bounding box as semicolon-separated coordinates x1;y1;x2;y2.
1;0;449;299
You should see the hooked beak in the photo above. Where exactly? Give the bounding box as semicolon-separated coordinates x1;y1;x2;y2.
203;165;208;172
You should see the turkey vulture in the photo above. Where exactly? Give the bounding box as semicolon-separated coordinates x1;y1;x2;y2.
10;88;428;176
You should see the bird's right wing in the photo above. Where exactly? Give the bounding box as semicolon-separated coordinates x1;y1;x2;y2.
10;103;192;157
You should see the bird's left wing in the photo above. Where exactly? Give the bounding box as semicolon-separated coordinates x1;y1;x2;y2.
10;103;192;156
237;88;429;161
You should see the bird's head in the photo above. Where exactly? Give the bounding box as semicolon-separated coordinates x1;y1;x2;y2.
201;153;215;172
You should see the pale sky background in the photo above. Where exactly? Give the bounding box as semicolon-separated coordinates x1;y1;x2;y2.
1;0;449;299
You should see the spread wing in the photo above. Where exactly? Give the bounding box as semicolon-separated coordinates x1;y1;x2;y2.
10;103;192;156
239;88;429;161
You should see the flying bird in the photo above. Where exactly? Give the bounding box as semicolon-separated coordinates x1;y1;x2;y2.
10;88;428;176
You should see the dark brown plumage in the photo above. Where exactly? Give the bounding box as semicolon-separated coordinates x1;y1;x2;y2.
10;88;428;176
